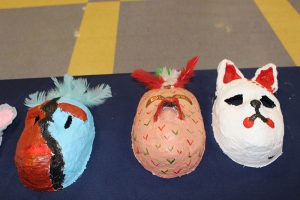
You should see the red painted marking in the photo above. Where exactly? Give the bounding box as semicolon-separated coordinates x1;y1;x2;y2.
192;118;198;124
266;118;275;128
151;160;160;167
138;109;143;115
164;135;170;140
58;103;87;121
146;111;152;115
186;160;191;167
154;97;184;122
158;124;165;131
136;147;140;154
243;117;254;128
15;105;54;191
187;139;194;146
25;144;52;155
254;67;274;93
143;134;148;140
177;149;182;154
173;168;182;174
223;63;242;84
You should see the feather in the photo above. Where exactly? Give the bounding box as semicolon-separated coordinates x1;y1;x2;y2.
85;84;112;106
24;91;47;107
25;75;112;107
174;56;199;88
132;69;164;90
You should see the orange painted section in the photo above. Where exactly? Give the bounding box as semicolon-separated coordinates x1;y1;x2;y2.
15;105;54;192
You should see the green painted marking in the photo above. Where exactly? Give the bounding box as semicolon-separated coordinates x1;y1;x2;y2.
186;129;193;134
167;158;175;164
143;148;149;156
168;146;174;152
161;169;168;174
172;130;179;136
133;135;137;142
144;120;150;126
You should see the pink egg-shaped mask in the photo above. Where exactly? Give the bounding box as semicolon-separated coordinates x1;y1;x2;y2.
131;57;206;178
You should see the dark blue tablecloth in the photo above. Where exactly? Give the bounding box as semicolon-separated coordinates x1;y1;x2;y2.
0;67;299;200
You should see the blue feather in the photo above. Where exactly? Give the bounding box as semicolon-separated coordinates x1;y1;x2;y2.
25;75;112;107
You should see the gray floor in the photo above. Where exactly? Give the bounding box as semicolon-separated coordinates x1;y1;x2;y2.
115;0;294;72
0;4;84;80
0;0;297;80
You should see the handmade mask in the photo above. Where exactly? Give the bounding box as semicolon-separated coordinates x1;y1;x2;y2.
15;75;111;191
0;104;17;146
131;57;206;178
212;59;284;168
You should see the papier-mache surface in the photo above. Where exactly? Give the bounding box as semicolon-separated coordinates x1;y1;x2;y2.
15;75;111;191
212;59;284;168
131;57;206;178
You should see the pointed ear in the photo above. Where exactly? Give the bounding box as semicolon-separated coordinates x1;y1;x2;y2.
0;104;17;131
252;64;278;93
216;59;244;90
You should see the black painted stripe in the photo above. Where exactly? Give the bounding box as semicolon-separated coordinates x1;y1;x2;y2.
40;98;65;190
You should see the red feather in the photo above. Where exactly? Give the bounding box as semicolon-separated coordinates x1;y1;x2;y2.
131;69;164;90
174;56;199;88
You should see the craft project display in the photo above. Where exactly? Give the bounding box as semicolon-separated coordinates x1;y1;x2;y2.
131;57;206;178
15;75;111;191
0;104;17;146
212;59;284;168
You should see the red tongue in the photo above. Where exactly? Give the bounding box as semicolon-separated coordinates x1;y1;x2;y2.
243;117;254;128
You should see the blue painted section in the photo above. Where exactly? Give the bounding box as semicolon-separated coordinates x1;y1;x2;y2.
48;97;95;188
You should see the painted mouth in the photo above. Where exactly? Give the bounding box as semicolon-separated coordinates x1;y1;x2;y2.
154;97;184;122
243;113;274;128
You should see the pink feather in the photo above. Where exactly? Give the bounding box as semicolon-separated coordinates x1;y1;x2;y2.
131;69;164;90
174;56;199;88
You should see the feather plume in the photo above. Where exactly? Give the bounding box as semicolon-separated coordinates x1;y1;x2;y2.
131;69;164;90
174;56;199;88
85;84;112;107
25;75;112;107
24;91;47;107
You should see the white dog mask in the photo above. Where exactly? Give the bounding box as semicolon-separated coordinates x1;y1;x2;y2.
212;59;284;168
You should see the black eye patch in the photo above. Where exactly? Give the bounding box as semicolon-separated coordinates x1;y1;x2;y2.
64;115;72;129
225;94;243;106
34;115;40;124
260;95;276;108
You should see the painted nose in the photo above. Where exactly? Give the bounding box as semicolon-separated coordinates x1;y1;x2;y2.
250;99;261;109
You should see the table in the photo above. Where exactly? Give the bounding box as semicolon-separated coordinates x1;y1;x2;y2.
0;67;299;200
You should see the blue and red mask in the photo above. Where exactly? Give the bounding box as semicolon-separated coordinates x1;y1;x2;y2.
15;75;111;191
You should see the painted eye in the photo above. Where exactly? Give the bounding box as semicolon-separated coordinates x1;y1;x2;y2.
34;115;40;124
64;115;72;129
225;94;243;106
260;95;276;108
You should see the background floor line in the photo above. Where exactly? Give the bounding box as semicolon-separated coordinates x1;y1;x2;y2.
0;0;87;9
68;2;120;75
255;0;300;66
